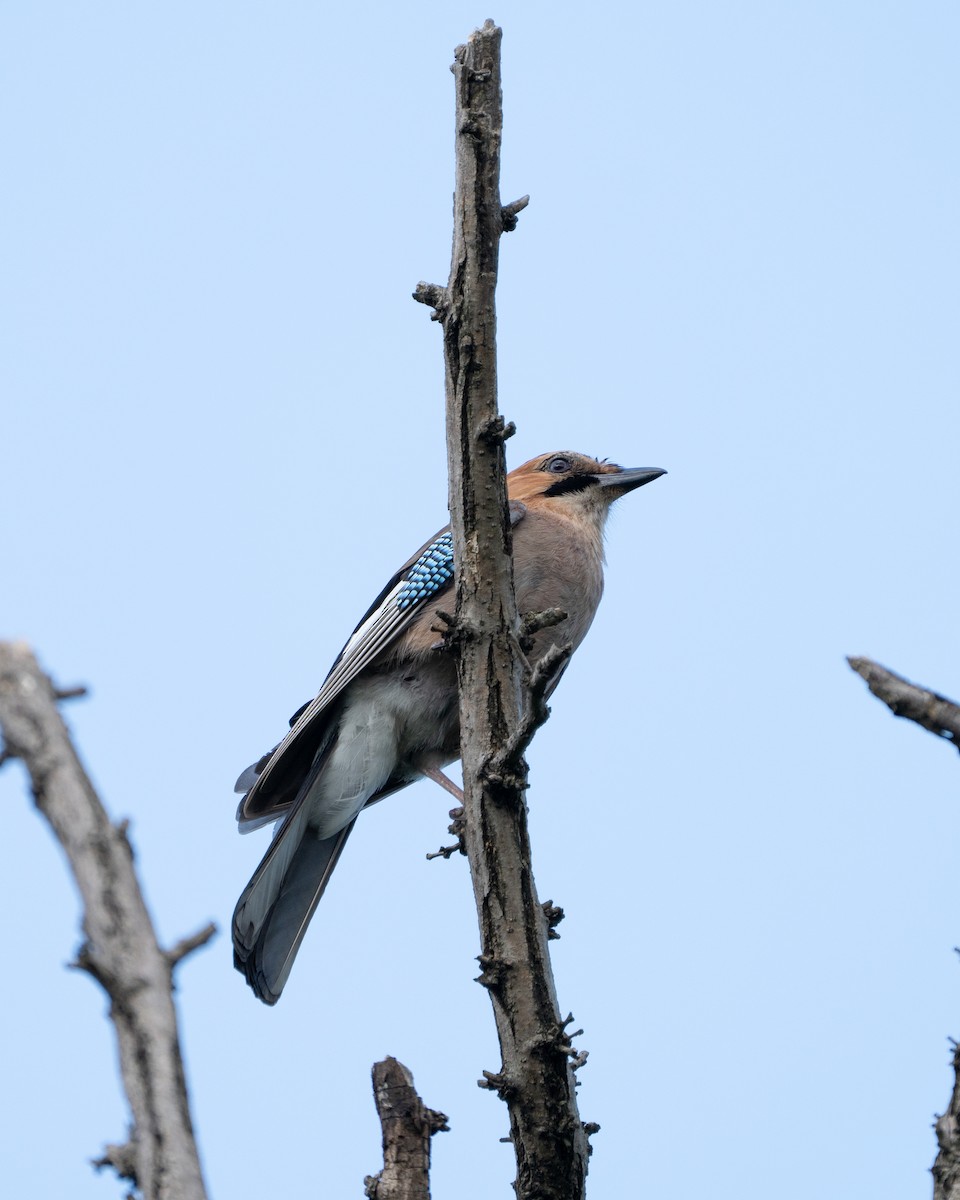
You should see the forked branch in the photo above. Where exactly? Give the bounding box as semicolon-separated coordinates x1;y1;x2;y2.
0;641;210;1200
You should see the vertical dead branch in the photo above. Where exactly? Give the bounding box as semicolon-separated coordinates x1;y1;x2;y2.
0;641;211;1200
364;1057;449;1200
415;21;589;1200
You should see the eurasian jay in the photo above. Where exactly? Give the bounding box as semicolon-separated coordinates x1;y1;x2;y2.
233;451;665;1003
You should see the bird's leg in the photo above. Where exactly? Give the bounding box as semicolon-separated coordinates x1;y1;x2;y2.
421;765;467;860
420;764;465;803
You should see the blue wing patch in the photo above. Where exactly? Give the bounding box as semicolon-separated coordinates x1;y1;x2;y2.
397;531;454;610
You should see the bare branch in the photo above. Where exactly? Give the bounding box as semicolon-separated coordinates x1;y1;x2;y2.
849;655;960;1190
364;1057;448;1200
417;20;589;1200
0;641;209;1200
847;657;960;752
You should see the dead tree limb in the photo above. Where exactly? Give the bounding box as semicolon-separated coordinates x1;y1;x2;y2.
847;657;960;752
848;655;960;1195
364;1057;449;1200
0;640;211;1200
415;21;590;1200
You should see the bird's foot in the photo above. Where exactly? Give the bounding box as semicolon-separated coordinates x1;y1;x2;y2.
426;805;466;861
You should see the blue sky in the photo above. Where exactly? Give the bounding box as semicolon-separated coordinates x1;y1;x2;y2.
2;4;958;1197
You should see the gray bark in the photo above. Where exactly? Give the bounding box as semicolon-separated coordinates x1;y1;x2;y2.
0;640;211;1200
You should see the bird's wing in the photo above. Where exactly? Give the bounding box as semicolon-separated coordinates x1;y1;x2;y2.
235;502;527;830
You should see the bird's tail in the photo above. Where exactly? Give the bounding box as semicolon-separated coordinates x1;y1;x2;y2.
232;802;355;1005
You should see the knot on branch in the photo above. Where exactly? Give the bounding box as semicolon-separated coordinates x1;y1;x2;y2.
458;116;487;147
479;760;529;798
71;941;151;1008
114;818;136;861
92;1138;138;1185
478;1069;517;1099
936;1111;959;1152
412;282;448;322
542;899;565;940
70;943;147;1006
426;1108;450;1135
478;414;516;445
71;940;113;988
475;952;509;991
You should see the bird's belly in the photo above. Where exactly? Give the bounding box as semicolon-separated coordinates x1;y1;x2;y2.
308;661;459;839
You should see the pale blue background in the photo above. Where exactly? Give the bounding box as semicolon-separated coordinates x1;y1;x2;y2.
2;4;958;1197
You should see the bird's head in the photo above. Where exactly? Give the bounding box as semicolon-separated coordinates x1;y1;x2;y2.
507;451;666;523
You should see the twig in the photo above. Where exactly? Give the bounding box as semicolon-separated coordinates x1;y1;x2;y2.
0;641;210;1200
363;1057;448;1200
501;194;530;231
166;922;218;967
847;657;960;752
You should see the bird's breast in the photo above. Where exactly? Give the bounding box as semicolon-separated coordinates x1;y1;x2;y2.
512;509;605;657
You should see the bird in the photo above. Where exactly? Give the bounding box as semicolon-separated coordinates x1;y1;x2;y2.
232;451;665;1003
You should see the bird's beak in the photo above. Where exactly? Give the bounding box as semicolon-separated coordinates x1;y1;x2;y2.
593;466;667;494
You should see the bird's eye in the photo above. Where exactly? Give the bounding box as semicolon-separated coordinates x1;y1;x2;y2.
546;456;571;474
